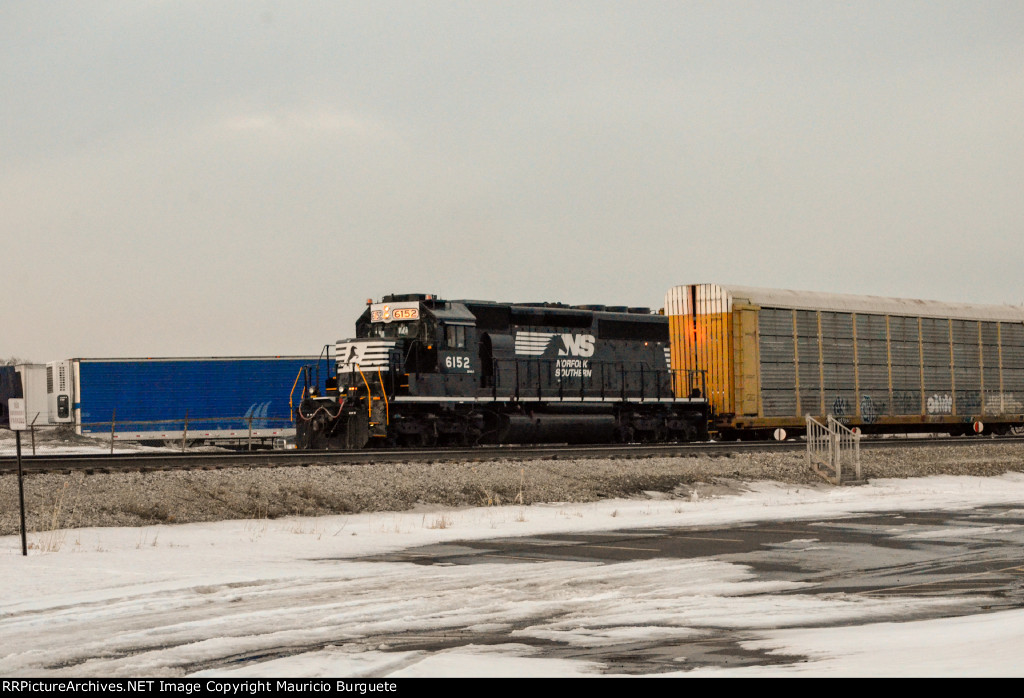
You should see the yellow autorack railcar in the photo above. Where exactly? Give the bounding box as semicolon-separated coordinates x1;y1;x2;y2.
665;284;1024;438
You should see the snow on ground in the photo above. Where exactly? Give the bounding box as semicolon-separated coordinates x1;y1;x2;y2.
3;474;1024;677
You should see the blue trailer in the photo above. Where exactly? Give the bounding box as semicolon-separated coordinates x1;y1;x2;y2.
44;356;334;448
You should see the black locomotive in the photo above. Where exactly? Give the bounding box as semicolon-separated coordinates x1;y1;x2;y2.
295;294;710;449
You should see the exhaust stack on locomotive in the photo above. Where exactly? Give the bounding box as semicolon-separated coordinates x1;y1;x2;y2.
295;293;710;449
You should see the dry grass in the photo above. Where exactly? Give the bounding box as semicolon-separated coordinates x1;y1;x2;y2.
425;513;453;529
30;478;83;553
135;529;159;549
280;520;325;539
244;504;270;542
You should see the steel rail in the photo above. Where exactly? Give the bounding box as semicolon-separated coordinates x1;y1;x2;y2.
2;435;1023;475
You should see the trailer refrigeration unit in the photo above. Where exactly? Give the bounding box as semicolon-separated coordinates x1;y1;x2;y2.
45;356;332;447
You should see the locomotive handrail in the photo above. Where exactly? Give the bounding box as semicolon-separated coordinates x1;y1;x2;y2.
356;366;374;420
378;367;390;425
482;358;704;403
288;366;308;424
334;355;707;407
316;342;332;390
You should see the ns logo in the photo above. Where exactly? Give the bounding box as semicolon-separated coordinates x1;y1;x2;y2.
558;334;595;357
515;331;596;357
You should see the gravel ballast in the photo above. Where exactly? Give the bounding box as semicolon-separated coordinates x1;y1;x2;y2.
2;444;1023;536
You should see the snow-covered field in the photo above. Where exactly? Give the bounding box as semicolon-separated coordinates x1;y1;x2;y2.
3;473;1024;677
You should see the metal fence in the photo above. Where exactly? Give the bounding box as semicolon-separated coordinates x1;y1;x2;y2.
0;415;296;457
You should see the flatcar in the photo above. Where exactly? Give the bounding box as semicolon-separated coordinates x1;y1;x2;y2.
665;284;1024;438
295;294;710;448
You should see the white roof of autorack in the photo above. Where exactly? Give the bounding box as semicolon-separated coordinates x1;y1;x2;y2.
667;284;1024;323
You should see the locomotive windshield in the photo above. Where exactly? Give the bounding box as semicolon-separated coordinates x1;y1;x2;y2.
367;321;419;338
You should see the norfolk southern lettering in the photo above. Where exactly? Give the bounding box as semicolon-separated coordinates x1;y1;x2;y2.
554;358;592;378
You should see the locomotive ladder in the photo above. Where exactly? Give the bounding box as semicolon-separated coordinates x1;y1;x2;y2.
806;415;863;486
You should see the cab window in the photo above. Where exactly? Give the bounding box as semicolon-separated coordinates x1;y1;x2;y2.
445;325;466;349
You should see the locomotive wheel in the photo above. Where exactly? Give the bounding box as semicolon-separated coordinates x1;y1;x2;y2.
401;430;436;447
672;424;697;443
437;431;467;447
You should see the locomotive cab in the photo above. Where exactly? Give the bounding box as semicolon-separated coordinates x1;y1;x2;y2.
351;294;480;393
296;295;485;448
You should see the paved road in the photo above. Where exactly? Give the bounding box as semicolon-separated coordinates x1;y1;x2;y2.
358;505;1024;673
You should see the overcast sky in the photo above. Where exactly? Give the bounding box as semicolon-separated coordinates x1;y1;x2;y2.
4;1;1023;361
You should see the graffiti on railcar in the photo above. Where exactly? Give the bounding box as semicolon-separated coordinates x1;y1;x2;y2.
892;391;920;415
957;391;982;421
831;396;851;425
860;395;878;424
926;394;953;415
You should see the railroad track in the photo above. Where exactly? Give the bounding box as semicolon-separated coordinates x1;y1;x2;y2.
2;435;1023;475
